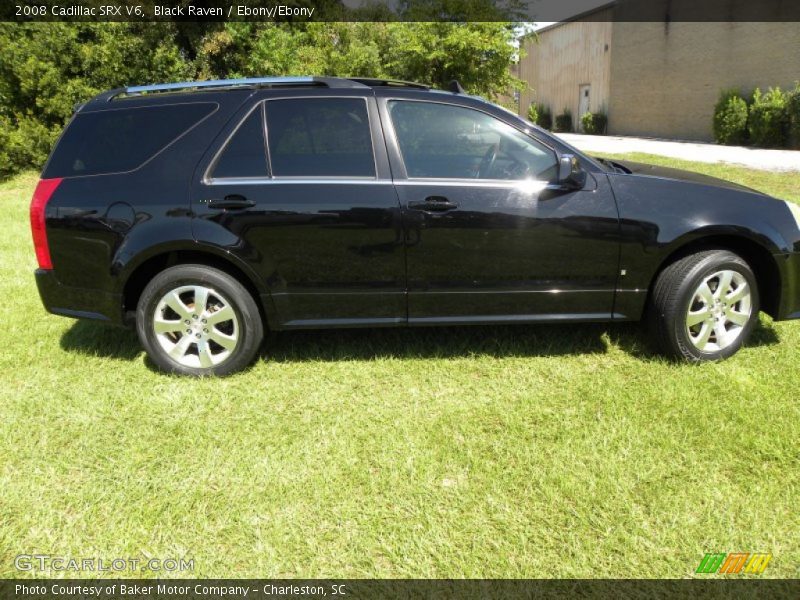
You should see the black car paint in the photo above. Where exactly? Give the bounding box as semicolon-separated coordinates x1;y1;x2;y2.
35;84;800;331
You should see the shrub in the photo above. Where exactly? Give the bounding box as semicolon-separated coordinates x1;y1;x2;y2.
554;109;573;133
527;102;538;124
712;89;749;145
788;82;800;149
748;87;789;148
0;117;12;179
580;111;607;135
0;117;59;180
528;103;552;129
536;104;552;130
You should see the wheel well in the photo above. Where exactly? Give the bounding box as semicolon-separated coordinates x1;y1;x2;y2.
122;251;266;324
651;235;780;317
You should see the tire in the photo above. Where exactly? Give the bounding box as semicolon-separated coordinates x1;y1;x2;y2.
648;249;759;362
136;264;264;376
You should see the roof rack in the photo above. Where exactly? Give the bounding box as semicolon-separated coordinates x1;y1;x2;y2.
123;76;368;96
87;76;370;104
87;76;432;107
349;78;429;90
125;76;312;95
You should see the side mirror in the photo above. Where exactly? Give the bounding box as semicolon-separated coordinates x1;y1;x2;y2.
557;154;587;190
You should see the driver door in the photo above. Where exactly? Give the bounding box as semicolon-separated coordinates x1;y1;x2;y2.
381;98;620;322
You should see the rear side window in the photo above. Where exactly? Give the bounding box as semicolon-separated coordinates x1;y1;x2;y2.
211;105;269;179
44;103;215;177
265;98;375;177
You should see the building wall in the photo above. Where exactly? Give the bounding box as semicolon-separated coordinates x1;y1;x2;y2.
608;21;800;141
518;9;613;130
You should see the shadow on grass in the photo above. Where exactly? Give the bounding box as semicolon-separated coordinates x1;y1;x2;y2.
263;322;614;363
59;318;780;365
60;320;141;361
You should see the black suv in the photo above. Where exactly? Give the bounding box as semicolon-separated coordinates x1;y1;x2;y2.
31;76;800;375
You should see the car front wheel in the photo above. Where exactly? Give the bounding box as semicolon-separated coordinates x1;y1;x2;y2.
136;264;264;376
649;249;759;361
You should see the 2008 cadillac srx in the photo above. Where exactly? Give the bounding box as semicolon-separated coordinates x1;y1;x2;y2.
30;76;800;375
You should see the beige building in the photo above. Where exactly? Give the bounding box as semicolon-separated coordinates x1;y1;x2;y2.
518;4;800;140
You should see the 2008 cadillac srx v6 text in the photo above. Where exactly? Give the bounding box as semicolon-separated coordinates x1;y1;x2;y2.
30;76;800;375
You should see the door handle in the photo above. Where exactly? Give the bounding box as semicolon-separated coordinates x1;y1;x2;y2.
408;196;458;212
207;194;256;210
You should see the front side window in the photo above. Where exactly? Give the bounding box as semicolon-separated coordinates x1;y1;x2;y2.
266;98;375;177
388;100;557;181
211;104;269;179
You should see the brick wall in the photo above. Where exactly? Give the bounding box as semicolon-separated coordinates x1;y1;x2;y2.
608;21;800;141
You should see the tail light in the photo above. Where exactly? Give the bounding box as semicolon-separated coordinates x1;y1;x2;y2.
29;177;62;270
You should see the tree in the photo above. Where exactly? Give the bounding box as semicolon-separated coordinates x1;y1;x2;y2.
0;20;522;179
0;22;190;177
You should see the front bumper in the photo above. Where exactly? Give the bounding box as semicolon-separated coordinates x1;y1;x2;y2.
35;269;124;326
774;253;800;321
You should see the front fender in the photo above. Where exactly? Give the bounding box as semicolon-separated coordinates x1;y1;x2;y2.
609;173;796;319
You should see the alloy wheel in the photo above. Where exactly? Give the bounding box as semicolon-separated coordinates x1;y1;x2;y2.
685;269;752;352
152;285;240;368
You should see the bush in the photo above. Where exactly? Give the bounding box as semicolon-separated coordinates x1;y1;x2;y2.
554;109;573;133
580;111;607;135
0;119;11;180
788;82;800;149
528;103;551;129
536;104;552;130
748;87;789;148
712;89;749;145
0;117;59;179
527;102;538;124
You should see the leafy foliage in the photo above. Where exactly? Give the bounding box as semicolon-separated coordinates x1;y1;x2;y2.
580;111;607;135
712;89;749;146
0;20;522;179
0;23;191;178
787;82;800;149
554;109;573;133
534;104;552;130
748;87;789;148
527;102;538;124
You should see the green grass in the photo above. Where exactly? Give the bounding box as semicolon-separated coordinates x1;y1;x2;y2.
1;156;799;579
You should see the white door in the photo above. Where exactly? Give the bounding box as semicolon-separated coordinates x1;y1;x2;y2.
578;85;591;126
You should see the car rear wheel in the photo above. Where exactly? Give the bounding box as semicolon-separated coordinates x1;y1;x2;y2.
648;250;759;361
136;265;264;376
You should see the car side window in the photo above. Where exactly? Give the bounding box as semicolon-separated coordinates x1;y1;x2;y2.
211;104;269;179
266;98;375;177
388;100;558;181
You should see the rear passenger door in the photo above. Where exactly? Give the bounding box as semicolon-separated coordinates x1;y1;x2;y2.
191;93;406;329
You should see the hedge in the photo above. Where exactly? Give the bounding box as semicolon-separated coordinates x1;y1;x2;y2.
580;111;607;135
748;87;789;148
712;89;749;146
554;109;573;133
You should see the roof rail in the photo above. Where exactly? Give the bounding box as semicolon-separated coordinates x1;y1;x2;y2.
348;78;430;90
125;76;317;95
99;76;368;100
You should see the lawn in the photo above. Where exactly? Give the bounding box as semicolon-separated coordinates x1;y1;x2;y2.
0;155;798;579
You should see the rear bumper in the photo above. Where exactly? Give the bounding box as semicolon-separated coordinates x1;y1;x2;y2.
35;269;124;326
